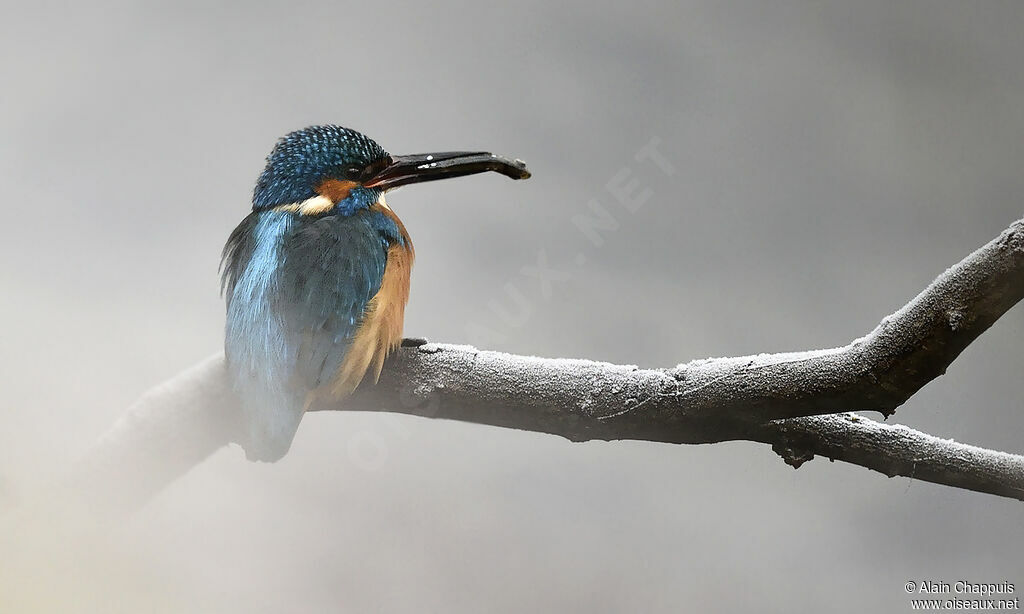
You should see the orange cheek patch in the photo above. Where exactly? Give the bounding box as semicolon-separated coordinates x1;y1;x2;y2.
316;179;360;203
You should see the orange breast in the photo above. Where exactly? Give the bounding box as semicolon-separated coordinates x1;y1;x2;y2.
330;202;414;397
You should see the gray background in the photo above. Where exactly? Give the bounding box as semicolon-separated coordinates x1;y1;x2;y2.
1;1;1022;612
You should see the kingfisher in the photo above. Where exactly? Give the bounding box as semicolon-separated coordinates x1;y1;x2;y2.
222;125;530;461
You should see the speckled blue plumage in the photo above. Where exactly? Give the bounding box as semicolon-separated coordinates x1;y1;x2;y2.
252;125;387;215
222;125;403;460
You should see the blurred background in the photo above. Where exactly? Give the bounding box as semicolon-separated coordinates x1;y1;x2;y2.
1;1;1022;611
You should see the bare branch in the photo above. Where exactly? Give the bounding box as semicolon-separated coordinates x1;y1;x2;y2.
754;414;1024;500
72;218;1024;510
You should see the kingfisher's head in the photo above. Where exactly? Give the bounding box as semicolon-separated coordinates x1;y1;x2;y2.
253;125;530;216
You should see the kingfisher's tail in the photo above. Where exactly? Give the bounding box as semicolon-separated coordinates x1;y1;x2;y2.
234;380;304;462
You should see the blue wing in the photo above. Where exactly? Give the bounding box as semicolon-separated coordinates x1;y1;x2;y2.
222;207;399;460
279;210;393;392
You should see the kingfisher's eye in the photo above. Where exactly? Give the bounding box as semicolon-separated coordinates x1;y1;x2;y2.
342;166;364;180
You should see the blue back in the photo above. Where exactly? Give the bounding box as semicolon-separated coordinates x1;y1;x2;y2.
221;205;404;459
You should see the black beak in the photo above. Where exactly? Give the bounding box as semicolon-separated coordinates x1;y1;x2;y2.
364;151;531;190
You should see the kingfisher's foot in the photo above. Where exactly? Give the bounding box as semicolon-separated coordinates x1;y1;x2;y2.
401;336;429;348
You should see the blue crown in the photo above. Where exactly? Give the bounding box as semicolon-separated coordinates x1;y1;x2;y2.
253;125;387;210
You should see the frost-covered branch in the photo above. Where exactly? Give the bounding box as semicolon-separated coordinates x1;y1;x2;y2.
74;218;1024;510
753;414;1024;500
